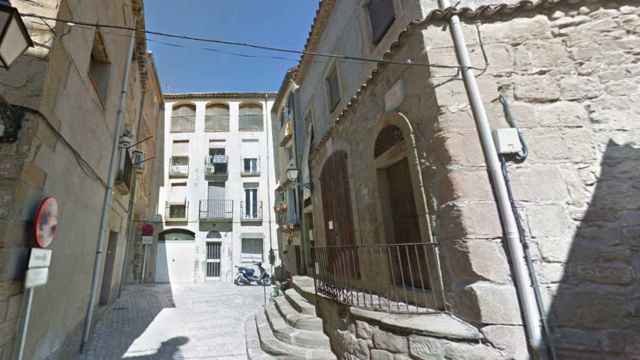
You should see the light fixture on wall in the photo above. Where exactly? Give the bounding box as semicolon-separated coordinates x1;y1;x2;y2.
286;167;299;183
0;0;33;69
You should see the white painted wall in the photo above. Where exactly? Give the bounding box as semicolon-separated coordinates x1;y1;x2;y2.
158;95;279;283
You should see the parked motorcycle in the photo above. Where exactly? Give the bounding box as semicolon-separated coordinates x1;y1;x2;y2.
234;262;271;286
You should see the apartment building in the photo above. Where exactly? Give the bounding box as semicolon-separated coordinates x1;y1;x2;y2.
158;93;278;283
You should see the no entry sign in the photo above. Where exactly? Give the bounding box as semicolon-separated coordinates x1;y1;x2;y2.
34;197;58;248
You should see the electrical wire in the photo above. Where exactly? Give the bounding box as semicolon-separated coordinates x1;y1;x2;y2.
21;13;483;71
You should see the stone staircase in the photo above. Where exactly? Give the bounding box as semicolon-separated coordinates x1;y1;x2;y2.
246;277;336;359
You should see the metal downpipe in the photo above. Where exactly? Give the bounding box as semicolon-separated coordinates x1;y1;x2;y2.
81;23;137;351
436;1;547;357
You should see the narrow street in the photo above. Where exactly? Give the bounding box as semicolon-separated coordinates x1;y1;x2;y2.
77;283;266;360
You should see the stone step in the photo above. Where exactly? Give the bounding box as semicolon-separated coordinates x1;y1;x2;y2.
265;302;331;349
284;288;316;316
274;296;323;331
255;311;337;360
245;314;277;360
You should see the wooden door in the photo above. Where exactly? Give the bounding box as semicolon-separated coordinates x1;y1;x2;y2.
320;152;358;279
385;159;429;289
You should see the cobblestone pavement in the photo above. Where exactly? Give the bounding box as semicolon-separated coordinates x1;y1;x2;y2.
77;282;267;359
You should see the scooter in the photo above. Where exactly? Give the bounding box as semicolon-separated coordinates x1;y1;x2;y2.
234;262;271;286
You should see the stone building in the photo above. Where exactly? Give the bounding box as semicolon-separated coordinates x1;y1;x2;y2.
272;68;313;275
261;0;640;359
157;92;278;283
0;1;164;359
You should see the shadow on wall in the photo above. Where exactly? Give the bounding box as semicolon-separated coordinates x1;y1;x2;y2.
547;140;640;359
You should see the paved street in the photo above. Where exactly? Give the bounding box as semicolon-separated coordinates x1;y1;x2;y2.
77;282;267;359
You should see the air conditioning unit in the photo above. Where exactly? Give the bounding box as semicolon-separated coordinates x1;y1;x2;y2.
132;150;144;172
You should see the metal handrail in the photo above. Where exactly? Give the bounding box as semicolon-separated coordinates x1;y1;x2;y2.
199;199;233;219
312;242;440;314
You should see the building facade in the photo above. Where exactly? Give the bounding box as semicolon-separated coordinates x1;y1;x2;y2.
0;1;164;359
158;93;279;284
265;0;640;359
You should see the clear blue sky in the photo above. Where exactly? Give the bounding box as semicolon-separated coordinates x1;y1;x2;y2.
144;1;318;93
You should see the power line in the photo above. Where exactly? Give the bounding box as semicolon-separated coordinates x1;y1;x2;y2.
22;13;480;70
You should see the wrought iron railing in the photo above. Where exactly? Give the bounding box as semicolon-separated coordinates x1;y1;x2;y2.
240;201;263;221
204;155;228;178
199;199;233;220
312;242;438;314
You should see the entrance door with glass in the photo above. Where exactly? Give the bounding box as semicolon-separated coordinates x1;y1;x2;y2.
206;242;222;279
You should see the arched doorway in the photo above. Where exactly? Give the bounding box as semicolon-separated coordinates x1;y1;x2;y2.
155;229;196;283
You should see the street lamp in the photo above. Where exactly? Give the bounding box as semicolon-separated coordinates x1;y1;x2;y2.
286;167;299;183
0;0;33;69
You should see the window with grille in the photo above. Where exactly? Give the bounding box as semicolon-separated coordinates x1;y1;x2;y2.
326;66;341;112
242;238;263;255
368;0;395;45
205;104;230;132
239;104;264;131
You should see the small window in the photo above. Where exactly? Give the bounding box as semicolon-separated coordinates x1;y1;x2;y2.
368;0;395;45
168;204;186;219
326;66;341;112
88;31;111;105
243;158;259;175
242;238;263;255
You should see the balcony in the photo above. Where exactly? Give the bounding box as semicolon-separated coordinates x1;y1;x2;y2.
240;201;263;222
204;155;229;180
199;199;233;221
169;156;189;178
280;121;293;146
165;200;188;222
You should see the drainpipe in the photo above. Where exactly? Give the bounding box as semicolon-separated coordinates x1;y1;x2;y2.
436;1;548;358
263;94;275;276
81;23;137;352
118;87;147;297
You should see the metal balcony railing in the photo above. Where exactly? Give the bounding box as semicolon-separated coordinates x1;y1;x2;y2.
240;201;263;221
312;242;437;314
165;200;188;222
199;199;233;221
169;156;189;178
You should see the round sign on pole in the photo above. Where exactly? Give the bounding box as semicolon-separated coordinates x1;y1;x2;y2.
34;197;58;248
141;223;154;236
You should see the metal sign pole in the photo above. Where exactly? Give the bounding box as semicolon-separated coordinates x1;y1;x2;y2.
15;287;34;360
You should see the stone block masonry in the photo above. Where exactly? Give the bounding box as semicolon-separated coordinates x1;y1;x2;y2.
427;2;640;359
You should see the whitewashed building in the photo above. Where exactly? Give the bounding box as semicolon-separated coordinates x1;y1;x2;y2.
156;92;279;283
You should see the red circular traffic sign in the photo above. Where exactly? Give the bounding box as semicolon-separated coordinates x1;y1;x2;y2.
142;223;154;236
34;197;58;248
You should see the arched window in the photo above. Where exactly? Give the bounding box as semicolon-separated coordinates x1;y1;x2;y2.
374;125;430;290
205;103;230;132
159;228;195;241
171;104;196;133
239;103;263;132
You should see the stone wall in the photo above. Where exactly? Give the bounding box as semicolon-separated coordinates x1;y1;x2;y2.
0;1;152;358
424;1;640;358
308;1;639;359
